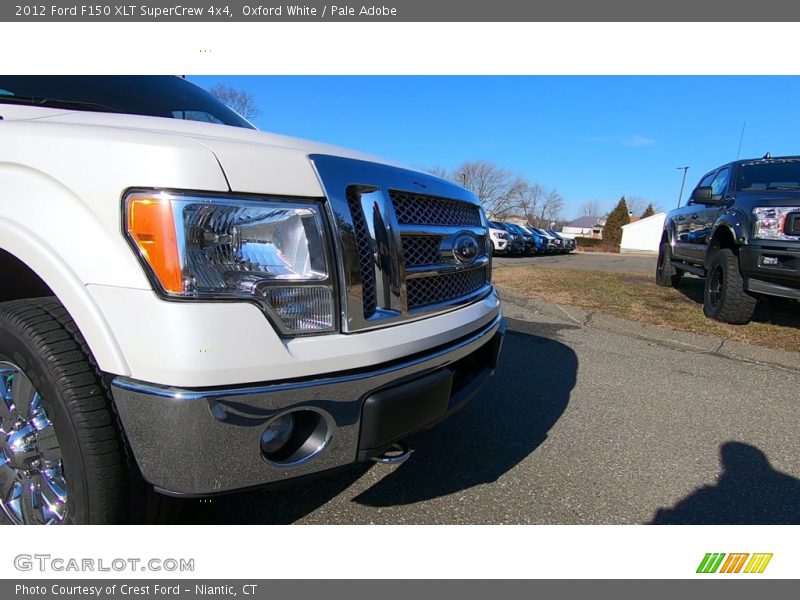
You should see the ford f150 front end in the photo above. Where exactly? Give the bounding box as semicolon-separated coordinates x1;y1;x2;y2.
0;76;505;522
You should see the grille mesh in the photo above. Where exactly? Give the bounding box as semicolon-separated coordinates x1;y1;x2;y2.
407;267;488;309
346;187;377;318
390;191;481;226
402;236;442;267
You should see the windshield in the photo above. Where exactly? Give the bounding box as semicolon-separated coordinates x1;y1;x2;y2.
0;75;255;129
736;159;800;190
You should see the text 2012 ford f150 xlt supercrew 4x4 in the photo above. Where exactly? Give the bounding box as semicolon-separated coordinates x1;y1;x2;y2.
0;76;505;524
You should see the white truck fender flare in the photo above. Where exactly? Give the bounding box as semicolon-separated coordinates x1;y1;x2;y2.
0;219;130;376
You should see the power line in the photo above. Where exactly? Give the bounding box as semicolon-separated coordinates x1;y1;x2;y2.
736;122;746;160
676;166;690;208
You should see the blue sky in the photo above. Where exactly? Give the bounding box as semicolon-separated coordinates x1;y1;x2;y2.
190;76;800;220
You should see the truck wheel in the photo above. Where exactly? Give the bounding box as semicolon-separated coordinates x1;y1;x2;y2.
0;298;125;524
703;248;757;324
656;242;682;287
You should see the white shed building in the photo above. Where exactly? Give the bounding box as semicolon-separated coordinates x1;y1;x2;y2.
562;216;605;239
620;212;666;254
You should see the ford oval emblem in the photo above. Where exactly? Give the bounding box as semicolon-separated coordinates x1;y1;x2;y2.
453;234;479;264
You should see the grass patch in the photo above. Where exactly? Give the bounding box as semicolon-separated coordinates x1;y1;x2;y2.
493;265;800;353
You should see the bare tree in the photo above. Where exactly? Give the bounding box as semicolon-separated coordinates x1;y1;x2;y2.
455;160;518;218
423;165;453;181
625;196;653;217
422;160;565;224
208;83;262;120
641;202;657;218
510;180;545;225
536;189;564;227
579;200;603;217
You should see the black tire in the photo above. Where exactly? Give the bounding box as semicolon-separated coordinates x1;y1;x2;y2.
0;298;127;524
656;242;683;288
703;248;758;324
0;298;185;525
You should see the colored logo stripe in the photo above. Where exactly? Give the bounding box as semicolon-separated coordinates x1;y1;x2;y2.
697;553;772;574
719;553;749;573
697;553;726;573
744;554;773;574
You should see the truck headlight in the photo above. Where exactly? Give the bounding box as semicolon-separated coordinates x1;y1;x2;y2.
753;206;800;241
125;191;336;334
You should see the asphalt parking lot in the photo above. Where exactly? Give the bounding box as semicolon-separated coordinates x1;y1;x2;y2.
180;299;800;525
493;251;658;274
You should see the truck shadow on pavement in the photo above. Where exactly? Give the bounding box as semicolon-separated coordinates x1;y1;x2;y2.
651;441;800;524
178;318;578;524
676;277;800;327
351;319;578;509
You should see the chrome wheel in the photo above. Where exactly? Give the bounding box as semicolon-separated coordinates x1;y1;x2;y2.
0;361;67;524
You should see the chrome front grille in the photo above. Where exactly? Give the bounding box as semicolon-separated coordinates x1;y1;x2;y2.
407;267;489;309
390;191;482;226
345;187;378;318
401;236;442;267
311;155;493;332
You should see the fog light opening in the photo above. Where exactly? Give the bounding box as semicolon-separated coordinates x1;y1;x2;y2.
260;413;295;454
260;409;330;467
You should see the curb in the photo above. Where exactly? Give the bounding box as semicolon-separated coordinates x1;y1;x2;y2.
497;286;800;373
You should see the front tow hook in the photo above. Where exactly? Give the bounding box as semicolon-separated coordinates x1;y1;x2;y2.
371;442;414;464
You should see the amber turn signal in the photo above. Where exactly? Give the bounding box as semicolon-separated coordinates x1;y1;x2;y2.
126;196;183;293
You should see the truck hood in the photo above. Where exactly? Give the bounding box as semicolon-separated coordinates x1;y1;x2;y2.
735;190;800;208
4;106;413;197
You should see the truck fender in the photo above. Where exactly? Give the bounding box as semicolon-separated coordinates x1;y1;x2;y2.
710;210;749;248
661;219;678;247
0;165;135;376
0;221;129;376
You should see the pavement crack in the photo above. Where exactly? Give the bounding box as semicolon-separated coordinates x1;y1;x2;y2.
555;303;583;325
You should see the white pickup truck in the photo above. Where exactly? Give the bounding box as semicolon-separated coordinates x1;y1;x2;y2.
0;76;505;524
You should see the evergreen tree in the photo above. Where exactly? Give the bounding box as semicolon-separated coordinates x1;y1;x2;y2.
641;203;656;218
604;196;630;246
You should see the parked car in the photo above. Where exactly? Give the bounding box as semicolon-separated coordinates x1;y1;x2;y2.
489;226;509;255
503;223;539;256
549;230;576;253
0;75;507;524
531;228;564;253
521;227;549;254
490;221;524;255
658;154;800;324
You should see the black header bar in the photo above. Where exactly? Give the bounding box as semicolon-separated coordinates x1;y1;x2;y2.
5;0;800;22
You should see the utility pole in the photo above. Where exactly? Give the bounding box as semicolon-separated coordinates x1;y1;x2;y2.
676;166;690;208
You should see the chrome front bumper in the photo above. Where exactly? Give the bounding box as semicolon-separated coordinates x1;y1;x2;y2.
111;312;506;496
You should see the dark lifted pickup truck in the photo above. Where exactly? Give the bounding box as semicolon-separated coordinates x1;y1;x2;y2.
658;155;800;324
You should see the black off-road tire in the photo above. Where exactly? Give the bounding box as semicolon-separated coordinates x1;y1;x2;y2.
703;248;758;324
656;242;683;288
